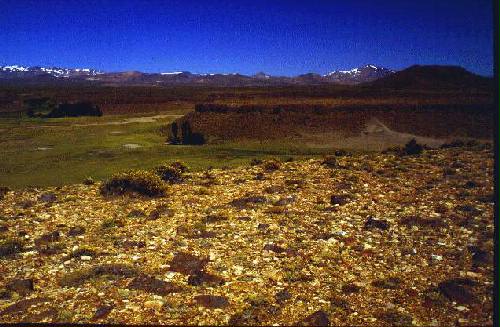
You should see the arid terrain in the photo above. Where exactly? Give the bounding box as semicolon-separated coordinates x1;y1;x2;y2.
0;143;494;325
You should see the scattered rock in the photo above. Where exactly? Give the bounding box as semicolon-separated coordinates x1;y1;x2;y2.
229;301;280;325
92;305;114;320
371;277;402;289
117;240;146;249
464;181;478;188
23;307;59;322
202;214;228;224
263;244;286;254
39;193;57;203
264;185;285;194
330;195;350;206
229;195;267;209
422;287;448;308
19;200;35;209
128;209;146;218
275;289;292;304
188;270;225;286
455;205;481;217
0;238;24;258
400;215;446;228
194;295;229;308
342;283;361;294
376;310;413;326
68;247;98;259
438;278;477;304
148;205;174;220
469;247;492;267
0;297;50;316
297;310;330;326
169;252;209;275
188;229;217;239
67;226;85;236
128;275;181;295
257;223;270;231
35;231;61;246
364;216;389;230
144;300;164;311
329;295;350;311
59;264;138;287
274;195;296;206
6;279;34;296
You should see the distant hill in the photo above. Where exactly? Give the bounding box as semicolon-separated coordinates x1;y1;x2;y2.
368;65;493;90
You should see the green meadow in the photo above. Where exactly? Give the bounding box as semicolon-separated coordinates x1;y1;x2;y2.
0;113;336;189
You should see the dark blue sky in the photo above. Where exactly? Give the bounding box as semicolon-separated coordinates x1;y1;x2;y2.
0;0;494;76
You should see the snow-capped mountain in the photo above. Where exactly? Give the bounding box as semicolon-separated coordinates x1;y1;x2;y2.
325;64;394;84
0;65;103;78
0;64;394;86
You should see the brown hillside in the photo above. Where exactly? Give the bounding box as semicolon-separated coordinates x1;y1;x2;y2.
168;104;494;145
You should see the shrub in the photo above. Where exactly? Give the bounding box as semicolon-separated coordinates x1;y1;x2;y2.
402;139;423;156
250;158;263;166
154;164;184;183
321;155;337;168
262;159;281;172
170;161;189;173
100;170;167;197
47;102;102;118
0;238;24;258
101;217;125;229
440;139;465;149
83;177;95;185
0;186;10;200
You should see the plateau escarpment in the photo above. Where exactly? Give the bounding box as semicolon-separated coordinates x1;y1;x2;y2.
167;103;494;148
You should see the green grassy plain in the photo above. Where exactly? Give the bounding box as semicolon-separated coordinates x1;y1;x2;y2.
0;113;338;189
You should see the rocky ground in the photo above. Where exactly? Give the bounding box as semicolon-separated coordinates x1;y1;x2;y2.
0;145;495;326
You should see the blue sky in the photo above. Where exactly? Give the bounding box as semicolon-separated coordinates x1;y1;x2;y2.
0;0;494;76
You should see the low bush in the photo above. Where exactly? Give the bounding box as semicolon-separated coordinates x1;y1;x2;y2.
47;102;102;118
170;161;189;173
262;159;281;172
82;177;95;185
402;139;423;156
0;238;24;258
0;186;10;200
101;217;125;229
249;158;263;166
321;155;337;168
154;163;185;183
100;170;166;197
440;139;465;149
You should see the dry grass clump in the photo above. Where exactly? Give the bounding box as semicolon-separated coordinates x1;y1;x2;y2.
321;155;337;168
59;264;138;287
262;159;281;172
402;139;424;156
0;186;10;200
154;162;186;183
100;170;166;197
0;238;24;258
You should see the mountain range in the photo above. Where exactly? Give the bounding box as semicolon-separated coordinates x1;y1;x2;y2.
0;64;394;86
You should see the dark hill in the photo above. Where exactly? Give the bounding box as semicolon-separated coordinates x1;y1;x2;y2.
368;65;493;90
